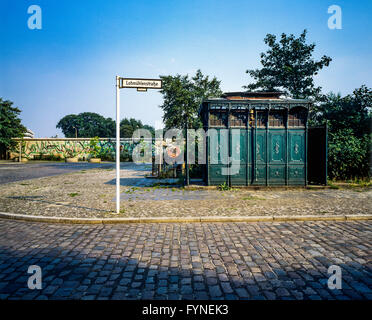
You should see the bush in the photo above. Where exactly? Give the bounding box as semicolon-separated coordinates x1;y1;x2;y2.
89;136;101;158
328;129;371;180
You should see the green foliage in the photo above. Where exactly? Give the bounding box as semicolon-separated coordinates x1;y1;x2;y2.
310;85;372;137
0;98;27;159
89;136;101;158
57;112;115;138
159;69;222;129
217;182;230;191
68;193;79;197
56;113;154;138
311;86;371;180
328;129;370;180
244;30;332;100
120;118;155;138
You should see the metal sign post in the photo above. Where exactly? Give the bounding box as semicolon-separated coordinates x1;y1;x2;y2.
115;76;120;214
115;76;162;214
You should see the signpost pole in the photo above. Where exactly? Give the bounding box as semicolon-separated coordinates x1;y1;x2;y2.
116;75;120;214
113;76;162;214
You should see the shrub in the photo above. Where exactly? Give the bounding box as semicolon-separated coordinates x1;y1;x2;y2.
328;129;371;180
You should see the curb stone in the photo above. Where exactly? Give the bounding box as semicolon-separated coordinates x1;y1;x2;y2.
0;212;371;224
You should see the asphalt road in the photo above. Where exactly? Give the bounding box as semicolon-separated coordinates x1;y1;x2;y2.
0;162;114;185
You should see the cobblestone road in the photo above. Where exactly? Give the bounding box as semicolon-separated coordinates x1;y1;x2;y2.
0;219;371;300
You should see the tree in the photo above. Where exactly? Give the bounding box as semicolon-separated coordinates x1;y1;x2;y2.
0;98;27;159
57;113;154;138
56;112;115;138
310;85;372;179
159;69;222;129
244;30;332;100
310;86;371;137
120;118;155;138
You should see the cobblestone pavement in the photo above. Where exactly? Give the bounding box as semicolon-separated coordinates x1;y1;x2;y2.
0;163;371;218
0;219;371;300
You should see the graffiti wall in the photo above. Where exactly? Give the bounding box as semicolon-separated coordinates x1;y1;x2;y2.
10;138;144;161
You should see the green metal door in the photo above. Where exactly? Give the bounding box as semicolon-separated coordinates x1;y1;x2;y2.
230;129;248;186
208;128;229;185
288;130;306;185
252;129;267;185
268;130;286;185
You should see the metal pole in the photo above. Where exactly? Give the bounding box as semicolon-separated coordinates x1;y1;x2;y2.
185;120;190;186
19;140;22;162
116;76;120;214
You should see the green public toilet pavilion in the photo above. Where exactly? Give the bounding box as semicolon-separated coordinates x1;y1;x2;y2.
199;92;327;186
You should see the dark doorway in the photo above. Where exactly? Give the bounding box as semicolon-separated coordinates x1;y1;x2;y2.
308;125;328;185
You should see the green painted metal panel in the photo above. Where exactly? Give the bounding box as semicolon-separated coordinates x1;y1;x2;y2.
209;129;229;165
254;165;267;185
269;165;286;184
206;126;307;186
268;130;286;184
255;130;266;163
269;131;286;163
208;129;228;185
288;130;306;184
252;130;266;185
230;129;248;185
289;131;305;163
288;165;305;184
209;165;229;185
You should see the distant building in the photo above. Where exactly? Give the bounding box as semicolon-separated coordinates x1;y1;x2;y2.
24;128;35;138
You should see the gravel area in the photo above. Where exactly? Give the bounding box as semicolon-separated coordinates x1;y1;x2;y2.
0;163;371;218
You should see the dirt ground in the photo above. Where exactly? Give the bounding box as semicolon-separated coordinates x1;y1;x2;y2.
0;163;370;218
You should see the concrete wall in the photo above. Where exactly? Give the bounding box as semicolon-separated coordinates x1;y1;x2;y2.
10;138;141;161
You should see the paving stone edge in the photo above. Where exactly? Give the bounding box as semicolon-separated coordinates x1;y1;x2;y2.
0;212;371;224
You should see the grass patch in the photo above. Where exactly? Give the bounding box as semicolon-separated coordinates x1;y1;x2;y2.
68;192;79;197
327;178;371;189
152;182;180;188
124;187;140;194
217;182;230;191
327;181;340;190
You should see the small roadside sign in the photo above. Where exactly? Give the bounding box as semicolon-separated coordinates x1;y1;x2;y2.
119;78;162;89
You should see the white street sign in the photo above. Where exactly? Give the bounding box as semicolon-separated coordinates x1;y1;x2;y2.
119;78;162;89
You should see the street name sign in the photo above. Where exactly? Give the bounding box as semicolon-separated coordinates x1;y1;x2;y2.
119;78;162;89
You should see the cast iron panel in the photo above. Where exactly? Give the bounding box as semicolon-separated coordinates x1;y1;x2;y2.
269;131;285;163
289;131;305;163
269;165;286;185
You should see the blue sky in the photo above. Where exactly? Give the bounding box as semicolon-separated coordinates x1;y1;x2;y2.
1;0;371;137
